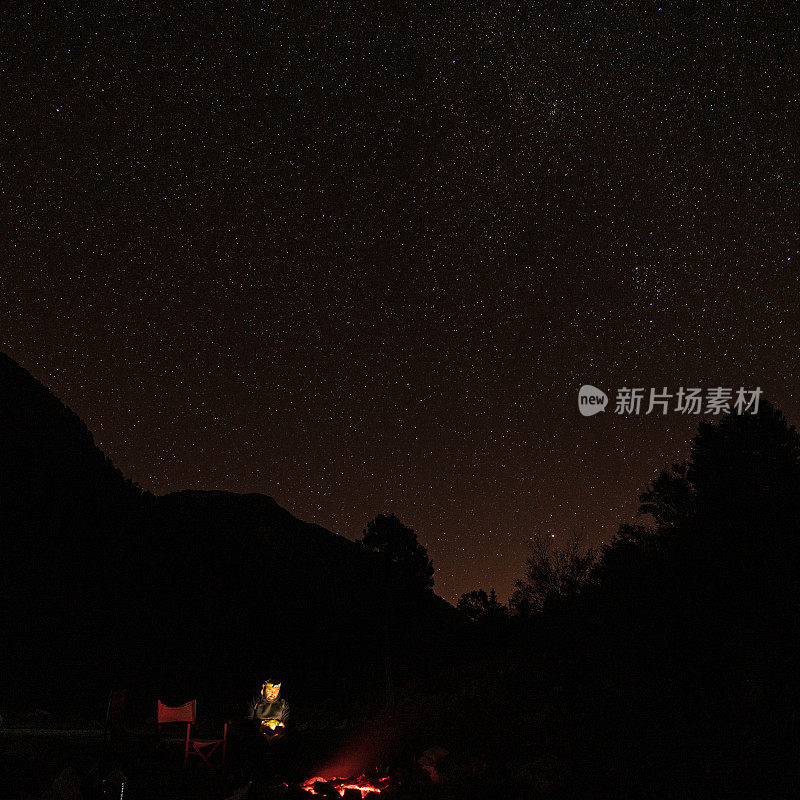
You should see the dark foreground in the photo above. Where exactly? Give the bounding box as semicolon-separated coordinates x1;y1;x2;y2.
3;671;799;800
0;713;482;800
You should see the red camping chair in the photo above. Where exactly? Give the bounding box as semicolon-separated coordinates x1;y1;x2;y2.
157;700;228;766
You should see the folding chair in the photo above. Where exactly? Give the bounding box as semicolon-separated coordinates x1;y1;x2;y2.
157;699;228;766
105;689;126;735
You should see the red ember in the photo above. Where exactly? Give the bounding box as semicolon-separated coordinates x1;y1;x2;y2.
300;775;386;797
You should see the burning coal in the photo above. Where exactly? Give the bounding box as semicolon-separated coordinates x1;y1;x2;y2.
300;775;388;797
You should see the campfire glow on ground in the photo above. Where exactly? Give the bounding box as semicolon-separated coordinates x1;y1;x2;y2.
300;775;385;797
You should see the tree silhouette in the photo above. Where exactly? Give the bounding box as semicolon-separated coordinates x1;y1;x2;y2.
636;460;695;533
358;513;434;592
591;398;800;639
457;588;507;622
599;400;800;568
510;530;596;616
687;399;800;532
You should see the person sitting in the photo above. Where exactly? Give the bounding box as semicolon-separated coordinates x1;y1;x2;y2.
231;678;292;788
248;678;290;740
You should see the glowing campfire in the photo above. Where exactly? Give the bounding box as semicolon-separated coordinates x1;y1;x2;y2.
300;774;387;797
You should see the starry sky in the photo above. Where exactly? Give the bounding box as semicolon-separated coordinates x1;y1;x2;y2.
2;2;798;604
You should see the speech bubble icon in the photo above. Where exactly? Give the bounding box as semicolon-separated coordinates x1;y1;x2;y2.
578;385;608;416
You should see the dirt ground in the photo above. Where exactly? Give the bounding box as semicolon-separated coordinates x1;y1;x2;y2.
0;721;426;800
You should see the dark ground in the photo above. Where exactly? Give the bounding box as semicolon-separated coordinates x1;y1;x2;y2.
0;704;446;800
4;651;800;800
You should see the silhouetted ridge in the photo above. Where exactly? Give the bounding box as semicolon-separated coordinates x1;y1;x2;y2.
0;352;454;709
0;351;139;511
157;489;361;557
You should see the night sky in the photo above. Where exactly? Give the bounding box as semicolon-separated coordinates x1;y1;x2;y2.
3;2;798;604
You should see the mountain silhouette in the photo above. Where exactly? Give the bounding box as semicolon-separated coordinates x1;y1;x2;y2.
0;353;452;710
